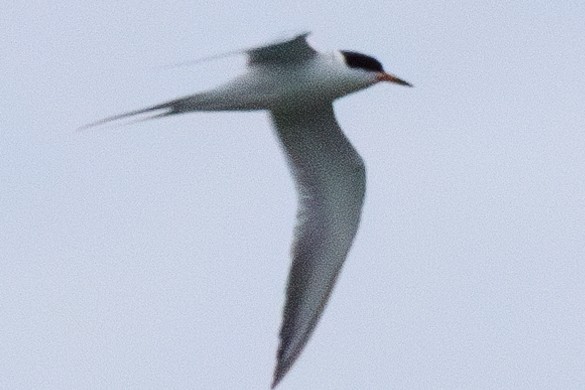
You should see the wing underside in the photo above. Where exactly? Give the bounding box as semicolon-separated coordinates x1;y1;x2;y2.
269;103;366;387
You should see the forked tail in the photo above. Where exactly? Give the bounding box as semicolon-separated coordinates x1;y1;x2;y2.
77;94;208;131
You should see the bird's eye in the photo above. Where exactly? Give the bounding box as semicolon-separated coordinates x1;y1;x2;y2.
340;51;384;73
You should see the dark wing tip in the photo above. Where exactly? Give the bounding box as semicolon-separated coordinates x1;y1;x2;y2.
271;337;294;388
271;353;296;389
271;370;284;389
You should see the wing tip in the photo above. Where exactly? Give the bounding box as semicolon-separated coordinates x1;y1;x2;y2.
270;335;297;388
270;321;314;389
282;30;312;45
271;355;294;389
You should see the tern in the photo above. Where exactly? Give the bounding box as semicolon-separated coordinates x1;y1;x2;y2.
82;32;411;388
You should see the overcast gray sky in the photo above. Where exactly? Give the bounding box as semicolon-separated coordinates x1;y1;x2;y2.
3;2;585;389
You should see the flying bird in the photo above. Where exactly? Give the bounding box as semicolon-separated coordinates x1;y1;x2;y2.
82;32;411;388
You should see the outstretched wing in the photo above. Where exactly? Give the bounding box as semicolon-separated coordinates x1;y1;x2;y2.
162;32;316;69
269;103;366;388
246;32;317;66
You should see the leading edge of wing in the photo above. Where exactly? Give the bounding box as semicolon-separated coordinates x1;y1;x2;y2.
269;103;366;387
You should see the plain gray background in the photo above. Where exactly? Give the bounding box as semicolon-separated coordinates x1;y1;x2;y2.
2;2;584;389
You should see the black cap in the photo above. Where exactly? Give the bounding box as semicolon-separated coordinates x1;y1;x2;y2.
340;51;384;73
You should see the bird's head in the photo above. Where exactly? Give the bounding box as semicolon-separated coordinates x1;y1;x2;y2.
340;50;412;87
